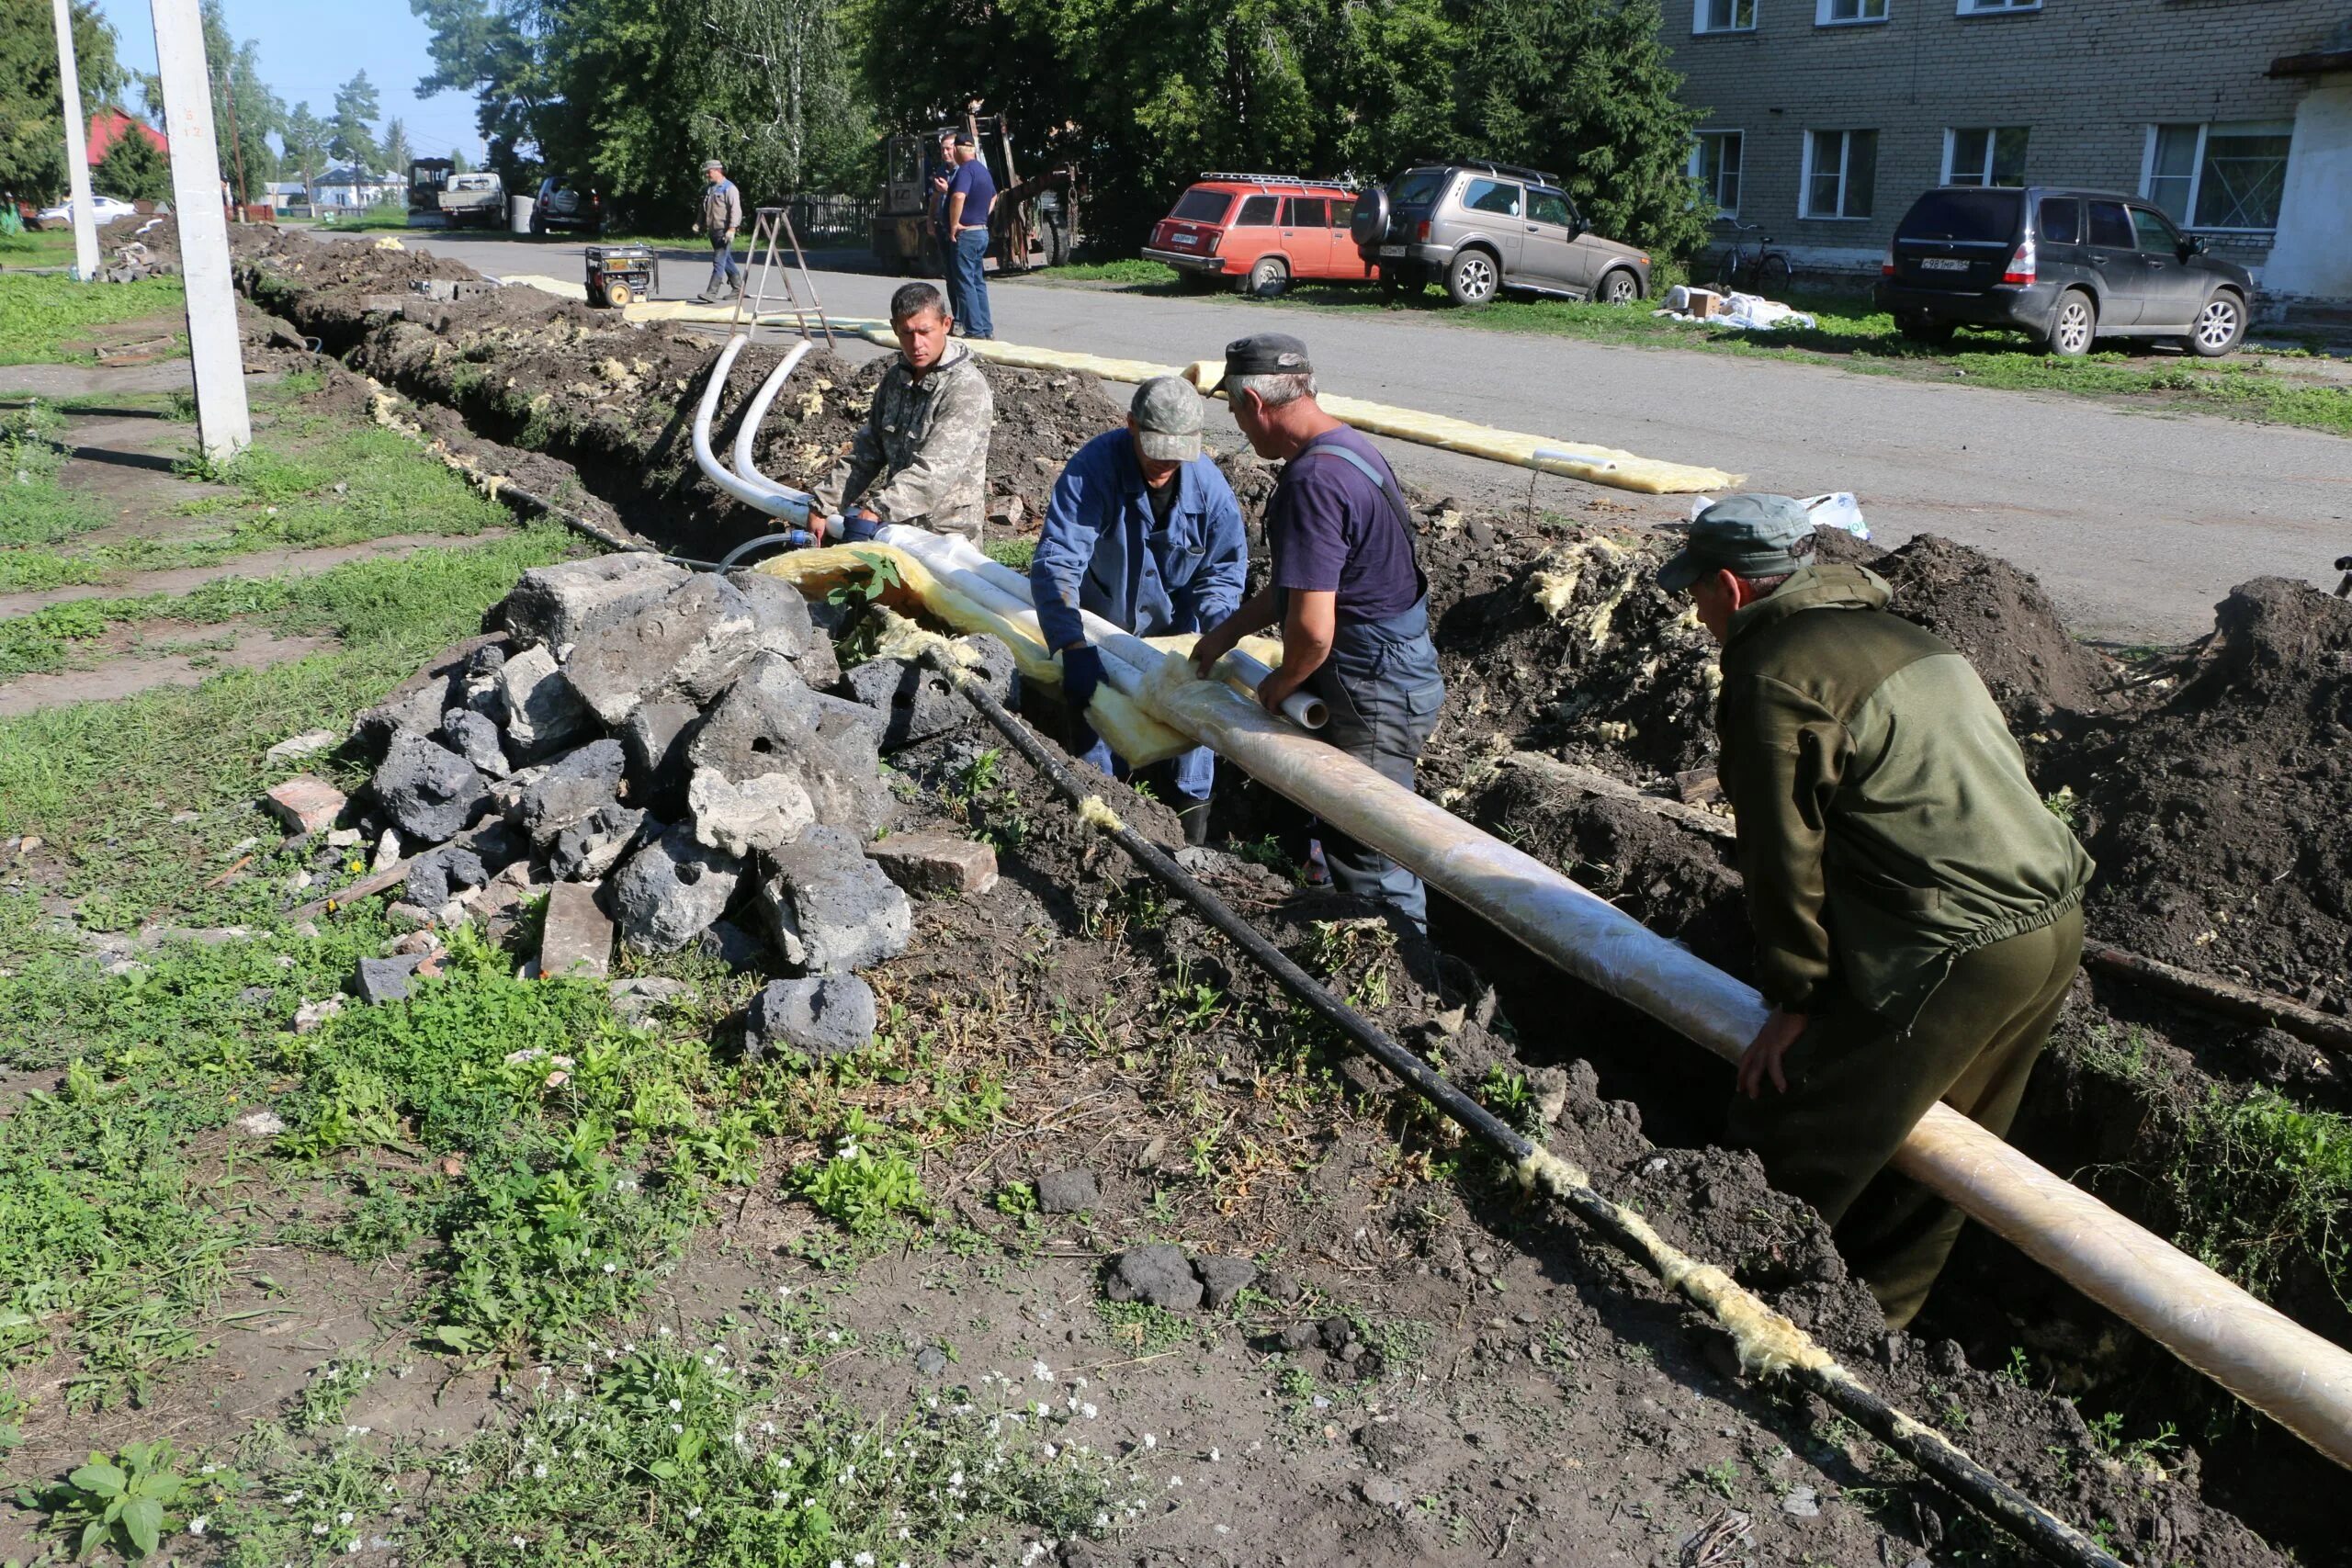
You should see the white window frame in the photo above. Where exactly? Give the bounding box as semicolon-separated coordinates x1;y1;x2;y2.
1942;126;2029;186
1688;131;1744;217
1692;0;1757;33
2139;120;2294;233
1800;129;1876;220
1955;0;2038;14
1816;0;1888;25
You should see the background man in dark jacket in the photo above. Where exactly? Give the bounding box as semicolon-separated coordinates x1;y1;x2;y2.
1659;494;2095;1328
1031;376;1248;846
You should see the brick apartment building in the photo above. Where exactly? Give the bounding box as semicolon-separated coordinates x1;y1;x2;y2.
1668;0;2352;310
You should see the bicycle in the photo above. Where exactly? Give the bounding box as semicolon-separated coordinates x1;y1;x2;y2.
1714;221;1793;296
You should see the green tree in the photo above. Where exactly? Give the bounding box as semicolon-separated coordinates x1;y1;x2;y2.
202;0;283;201
0;0;128;199
383;116;413;173
1450;0;1708;256
280;100;326;179
94;122;168;201
448;143;471;175
330;69;381;169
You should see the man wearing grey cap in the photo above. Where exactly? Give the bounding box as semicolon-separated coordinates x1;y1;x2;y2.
1191;333;1444;930
1030;377;1248;845
1662;493;2093;1328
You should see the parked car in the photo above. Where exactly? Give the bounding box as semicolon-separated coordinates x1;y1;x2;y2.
531;175;604;235
437;172;507;229
1142;175;1370;296
1878;186;2256;358
35;193;137;226
1350;161;1651;307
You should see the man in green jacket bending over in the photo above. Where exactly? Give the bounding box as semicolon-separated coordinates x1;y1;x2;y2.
1658;495;2094;1329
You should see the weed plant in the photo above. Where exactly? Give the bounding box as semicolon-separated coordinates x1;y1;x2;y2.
0;274;187;365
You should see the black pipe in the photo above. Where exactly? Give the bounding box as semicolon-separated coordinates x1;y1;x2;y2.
918;644;2128;1568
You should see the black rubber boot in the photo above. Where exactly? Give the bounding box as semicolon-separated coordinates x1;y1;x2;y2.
1174;794;1213;849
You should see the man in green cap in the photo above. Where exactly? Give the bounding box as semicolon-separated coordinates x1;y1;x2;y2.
1660;494;2094;1329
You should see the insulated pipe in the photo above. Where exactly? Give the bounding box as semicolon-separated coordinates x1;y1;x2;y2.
876;524;2352;1470
693;335;814;525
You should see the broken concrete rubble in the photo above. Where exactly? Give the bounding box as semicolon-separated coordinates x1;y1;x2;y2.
619;699;701;809
549;802;648;883
372;731;488;845
742;974;876;1061
497;643;589;760
865;832;998;898
539;880;616;979
439;708;510;776
610;822;743;953
843;637;1013;750
688;767;815;858
503;553;691;649
755;825;912;976
560;572;761;727
512;739;627;844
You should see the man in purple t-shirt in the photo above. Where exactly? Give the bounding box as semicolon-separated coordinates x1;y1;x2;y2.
1192;333;1446;931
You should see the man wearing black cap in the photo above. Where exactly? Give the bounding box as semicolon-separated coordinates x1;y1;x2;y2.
1192;333;1444;931
1031;377;1248;846
1661;493;2094;1328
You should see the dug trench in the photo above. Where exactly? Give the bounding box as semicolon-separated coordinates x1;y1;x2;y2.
209;233;2352;1563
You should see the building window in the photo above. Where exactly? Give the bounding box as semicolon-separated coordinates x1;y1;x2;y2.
1945;127;2029;187
1690;132;1744;215
1802;129;1877;219
1956;0;2037;13
1694;0;1756;32
1817;0;1887;23
2143;122;2292;231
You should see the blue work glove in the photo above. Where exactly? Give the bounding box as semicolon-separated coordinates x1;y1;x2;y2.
838;508;881;543
1060;642;1103;714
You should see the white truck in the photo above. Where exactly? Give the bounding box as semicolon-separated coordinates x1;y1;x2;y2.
437;172;506;229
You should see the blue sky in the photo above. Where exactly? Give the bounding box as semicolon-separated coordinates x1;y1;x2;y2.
94;0;486;162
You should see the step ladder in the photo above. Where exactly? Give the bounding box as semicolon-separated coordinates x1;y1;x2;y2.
729;206;836;349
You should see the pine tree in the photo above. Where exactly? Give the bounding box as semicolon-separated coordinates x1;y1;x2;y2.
329;71;381;170
95;126;170;203
282;101;327;180
384;118;413;174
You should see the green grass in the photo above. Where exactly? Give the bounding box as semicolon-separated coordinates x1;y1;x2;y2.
0;411;511;594
1035;265;2352;437
0;401;114;548
0;273;187;366
1038;257;1171;284
981;536;1036;570
0;227;83;264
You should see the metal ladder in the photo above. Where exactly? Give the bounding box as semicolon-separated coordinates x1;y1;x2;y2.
729;206;836;349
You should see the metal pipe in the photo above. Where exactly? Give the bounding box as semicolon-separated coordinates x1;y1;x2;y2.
919;642;2128;1568
692;335;814;525
876;523;2352;1471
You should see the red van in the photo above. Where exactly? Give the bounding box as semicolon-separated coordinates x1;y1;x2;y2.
1142;175;1373;297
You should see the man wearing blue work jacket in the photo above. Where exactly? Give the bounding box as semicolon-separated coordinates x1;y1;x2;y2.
1030;376;1249;847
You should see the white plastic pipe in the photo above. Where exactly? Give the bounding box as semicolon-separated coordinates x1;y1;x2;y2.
694;335;814;525
960;552;1325;730
882;524;2352;1471
731;344;806;500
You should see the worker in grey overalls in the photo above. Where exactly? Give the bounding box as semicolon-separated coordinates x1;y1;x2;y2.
1192;333;1446;931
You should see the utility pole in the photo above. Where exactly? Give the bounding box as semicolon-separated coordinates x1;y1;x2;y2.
149;0;250;460
49;0;100;281
220;45;248;214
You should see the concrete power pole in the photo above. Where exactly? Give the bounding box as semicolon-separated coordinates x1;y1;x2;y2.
49;0;101;282
148;0;250;460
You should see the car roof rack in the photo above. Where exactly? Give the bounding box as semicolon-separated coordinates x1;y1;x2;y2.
1409;157;1562;186
1196;173;1359;192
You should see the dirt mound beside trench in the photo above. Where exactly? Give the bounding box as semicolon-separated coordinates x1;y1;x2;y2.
237;242;1125;556
2059;576;2352;1002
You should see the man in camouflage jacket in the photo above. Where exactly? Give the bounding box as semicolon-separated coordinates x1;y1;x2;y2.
815;281;994;540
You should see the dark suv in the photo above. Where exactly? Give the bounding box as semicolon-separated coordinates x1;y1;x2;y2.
530;175;605;235
1878;186;2255;357
1350;160;1651;308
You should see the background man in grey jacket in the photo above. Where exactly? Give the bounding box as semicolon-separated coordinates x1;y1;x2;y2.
694;159;743;303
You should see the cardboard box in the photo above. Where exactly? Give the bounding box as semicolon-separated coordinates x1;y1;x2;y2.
1682;288;1725;320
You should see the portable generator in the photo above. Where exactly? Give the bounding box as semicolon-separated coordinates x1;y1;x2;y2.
584;243;658;308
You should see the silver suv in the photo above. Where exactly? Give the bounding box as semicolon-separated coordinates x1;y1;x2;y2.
1351;161;1652;308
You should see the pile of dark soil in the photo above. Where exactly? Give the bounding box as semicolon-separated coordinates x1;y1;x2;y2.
2055;576;2352;1003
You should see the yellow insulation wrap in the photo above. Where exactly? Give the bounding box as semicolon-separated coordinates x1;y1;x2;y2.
750;544;1200;766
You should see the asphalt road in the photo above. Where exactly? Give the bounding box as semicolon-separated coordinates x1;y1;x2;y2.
335;230;2352;644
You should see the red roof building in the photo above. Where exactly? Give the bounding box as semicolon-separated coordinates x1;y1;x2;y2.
86;107;168;166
